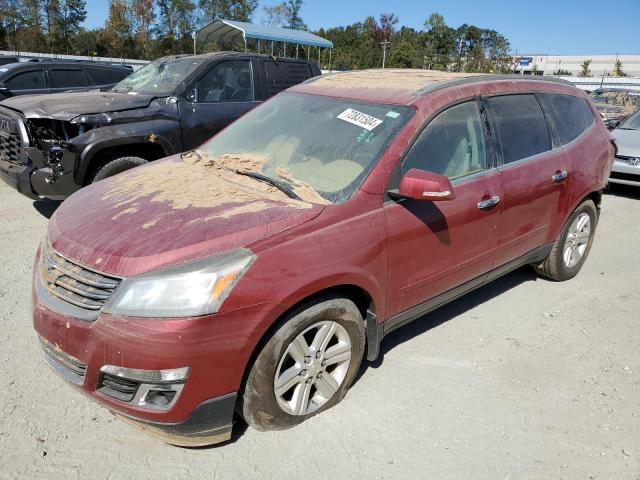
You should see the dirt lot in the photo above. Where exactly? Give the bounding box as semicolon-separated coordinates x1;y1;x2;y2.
0;181;639;480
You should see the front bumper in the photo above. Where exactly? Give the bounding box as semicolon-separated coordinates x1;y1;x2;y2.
609;157;640;186
32;252;279;445
0;159;38;199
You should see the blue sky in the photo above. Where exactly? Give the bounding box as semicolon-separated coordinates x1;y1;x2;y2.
84;0;640;55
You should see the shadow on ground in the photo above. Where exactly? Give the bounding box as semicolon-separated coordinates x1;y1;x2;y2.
605;183;640;200
358;266;540;379
32;199;61;219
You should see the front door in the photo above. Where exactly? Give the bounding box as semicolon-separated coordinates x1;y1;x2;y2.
385;99;502;317
179;59;261;150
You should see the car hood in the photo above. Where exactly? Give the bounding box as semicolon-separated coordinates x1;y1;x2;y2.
0;91;155;120
47;154;327;277
613;128;640;157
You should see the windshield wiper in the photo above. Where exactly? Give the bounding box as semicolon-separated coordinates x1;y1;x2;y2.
234;170;301;201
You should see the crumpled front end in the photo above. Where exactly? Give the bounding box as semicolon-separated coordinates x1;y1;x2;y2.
0;106;84;199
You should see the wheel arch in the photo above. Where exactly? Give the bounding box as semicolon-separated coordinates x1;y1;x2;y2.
78;138;171;185
237;283;379;408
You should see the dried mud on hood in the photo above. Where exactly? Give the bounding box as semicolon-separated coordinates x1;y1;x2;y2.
102;151;331;215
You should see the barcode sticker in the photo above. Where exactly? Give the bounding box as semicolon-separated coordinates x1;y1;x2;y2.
337;108;383;131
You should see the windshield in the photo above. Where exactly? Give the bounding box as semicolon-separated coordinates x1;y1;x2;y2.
111;57;204;96
619;109;640;130
197;92;414;204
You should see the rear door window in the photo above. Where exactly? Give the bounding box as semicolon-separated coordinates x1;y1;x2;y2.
5;70;46;90
263;61;312;97
539;93;595;145
485;94;551;164
85;67;129;86
403;100;488;180
49;69;88;88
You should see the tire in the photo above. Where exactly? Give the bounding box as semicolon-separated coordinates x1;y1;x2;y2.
533;199;598;281
239;297;365;432
89;156;148;183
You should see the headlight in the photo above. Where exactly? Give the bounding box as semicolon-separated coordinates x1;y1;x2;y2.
70;113;112;126
103;249;256;318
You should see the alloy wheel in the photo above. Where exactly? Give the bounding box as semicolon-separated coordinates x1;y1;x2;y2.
273;320;352;416
563;212;591;268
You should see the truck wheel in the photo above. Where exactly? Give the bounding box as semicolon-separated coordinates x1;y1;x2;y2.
533;199;598;281
239;297;365;431
89;156;148;183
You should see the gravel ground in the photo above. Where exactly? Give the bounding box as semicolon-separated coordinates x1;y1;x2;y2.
0;181;639;480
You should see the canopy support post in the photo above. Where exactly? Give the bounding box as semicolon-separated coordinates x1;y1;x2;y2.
318;47;321;64
271;40;274;56
296;44;299;59
329;49;332;72
307;46;310;60
258;39;261;54
283;42;287;58
244;37;247;53
192;31;196;55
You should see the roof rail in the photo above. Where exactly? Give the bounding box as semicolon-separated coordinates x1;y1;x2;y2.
417;74;575;96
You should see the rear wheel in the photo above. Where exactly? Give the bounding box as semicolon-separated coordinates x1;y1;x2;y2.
534;199;598;281
89;156;148;183
239;297;365;431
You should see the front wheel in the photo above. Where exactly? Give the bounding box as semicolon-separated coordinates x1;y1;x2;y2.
534;199;598;281
239;297;365;431
89;156;149;184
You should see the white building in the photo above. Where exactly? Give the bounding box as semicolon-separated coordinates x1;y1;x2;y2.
514;54;640;78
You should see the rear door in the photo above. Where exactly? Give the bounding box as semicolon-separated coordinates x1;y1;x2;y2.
47;67;89;93
259;59;314;100
3;68;48;96
485;93;571;267
178;59;261;150
385;99;502;318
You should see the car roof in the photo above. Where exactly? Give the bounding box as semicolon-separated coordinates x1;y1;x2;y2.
159;51;313;63
0;60;130;70
292;69;575;105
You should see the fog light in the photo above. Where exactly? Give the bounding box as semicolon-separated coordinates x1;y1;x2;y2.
99;365;189;410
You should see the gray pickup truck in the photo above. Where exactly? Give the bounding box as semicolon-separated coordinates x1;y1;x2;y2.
0;52;320;200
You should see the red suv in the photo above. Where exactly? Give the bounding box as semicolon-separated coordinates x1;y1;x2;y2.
33;70;614;446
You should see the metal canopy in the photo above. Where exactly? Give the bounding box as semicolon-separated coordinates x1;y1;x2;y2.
196;19;334;49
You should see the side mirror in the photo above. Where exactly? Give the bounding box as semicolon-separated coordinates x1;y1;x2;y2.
184;88;196;103
395;168;455;201
607;119;621;129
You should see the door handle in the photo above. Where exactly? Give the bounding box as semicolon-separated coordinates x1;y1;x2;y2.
477;195;500;210
552;170;568;183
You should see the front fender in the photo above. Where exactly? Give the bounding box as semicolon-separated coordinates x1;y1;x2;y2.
73;119;182;184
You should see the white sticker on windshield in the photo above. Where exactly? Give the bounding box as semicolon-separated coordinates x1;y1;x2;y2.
337;108;383;131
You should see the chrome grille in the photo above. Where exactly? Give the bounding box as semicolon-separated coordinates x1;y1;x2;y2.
0;131;21;165
42;245;121;312
39;336;87;385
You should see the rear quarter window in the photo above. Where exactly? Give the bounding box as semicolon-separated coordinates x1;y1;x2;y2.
539;93;595;145
485;94;551;164
85;67;130;86
49;69;88;88
263;61;312;97
5;70;46;90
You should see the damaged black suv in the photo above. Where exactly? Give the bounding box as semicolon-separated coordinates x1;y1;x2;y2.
0;52;320;200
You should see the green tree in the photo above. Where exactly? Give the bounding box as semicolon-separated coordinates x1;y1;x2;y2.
101;0;132;57
612;58;626;77
156;0;196;54
579;59;592;77
57;0;86;54
198;0;257;24
132;0;154;58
